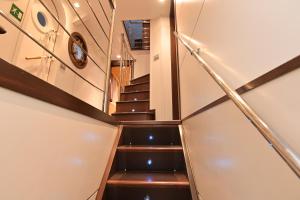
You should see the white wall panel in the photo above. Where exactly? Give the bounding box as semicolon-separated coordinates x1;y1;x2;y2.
243;68;300;158
150;17;172;120
180;53;225;118
183;100;300;200
0;87;116;200
132;50;150;79
177;0;300;115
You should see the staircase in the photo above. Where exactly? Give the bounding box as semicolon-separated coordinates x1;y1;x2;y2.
102;122;192;200
112;74;155;121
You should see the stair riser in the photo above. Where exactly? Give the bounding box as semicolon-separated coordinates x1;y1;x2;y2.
117;152;185;171
125;83;149;92
116;101;149;112
113;113;155;121
121;127;181;146
131;75;150;85
104;187;192;200
120;92;149;101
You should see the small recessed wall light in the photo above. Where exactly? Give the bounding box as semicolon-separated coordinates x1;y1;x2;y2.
116;55;121;59
149;135;154;141
144;195;150;200
73;2;80;8
147;159;152;166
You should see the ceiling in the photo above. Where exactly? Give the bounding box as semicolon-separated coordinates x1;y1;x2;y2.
111;0;171;59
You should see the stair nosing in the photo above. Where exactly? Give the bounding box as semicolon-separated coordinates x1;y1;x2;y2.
112;112;155;115
125;81;149;87
121;90;150;94
116;100;149;103
117;145;183;152
107;171;190;187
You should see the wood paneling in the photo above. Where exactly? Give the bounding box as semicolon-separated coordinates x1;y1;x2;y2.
170;0;181;120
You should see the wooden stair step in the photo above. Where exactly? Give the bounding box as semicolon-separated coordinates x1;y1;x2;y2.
107;171;189;187
116;100;149;112
125;82;149;92
130;74;150;85
120;125;181;146
112;112;155;121
117;145;183;152
120;90;149;101
116;151;186;171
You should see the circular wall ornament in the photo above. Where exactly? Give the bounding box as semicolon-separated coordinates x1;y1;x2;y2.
68;32;88;69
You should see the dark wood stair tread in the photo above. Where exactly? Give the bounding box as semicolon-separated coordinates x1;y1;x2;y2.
121;90;149;94
126;81;149;87
107;171;189;187
112;112;154;115
121;120;181;125
117;145;183;152
117;100;149;103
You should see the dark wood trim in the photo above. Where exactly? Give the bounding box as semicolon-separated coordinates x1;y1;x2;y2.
0;59;117;125
96;125;123;200
121;120;182;125
117;145;183;152
111;59;134;67
182;55;300;121
170;0;181;120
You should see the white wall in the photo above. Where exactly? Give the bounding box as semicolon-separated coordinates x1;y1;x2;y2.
0;87;117;200
132;50;150;78
150;17;172;120
176;0;300;199
183;101;300;200
0;0;111;110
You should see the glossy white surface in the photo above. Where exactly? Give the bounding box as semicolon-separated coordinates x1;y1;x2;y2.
0;0;109;110
132;50;150;79
176;0;300;114
176;0;300;174
0;87;116;200
150;17;172;120
183;100;300;200
243;68;300;160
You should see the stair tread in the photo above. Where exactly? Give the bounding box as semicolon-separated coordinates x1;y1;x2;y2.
126;81;149;87
121;90;149;94
117;100;149;103
121;120;181;125
107;171;189;187
112;112;155;115
117;145;183;152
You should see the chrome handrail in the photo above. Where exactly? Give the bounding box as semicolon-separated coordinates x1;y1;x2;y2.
121;33;135;62
38;0;106;74
0;11;104;93
103;1;116;112
174;32;300;178
97;0;111;25
66;0;107;56
85;0;109;40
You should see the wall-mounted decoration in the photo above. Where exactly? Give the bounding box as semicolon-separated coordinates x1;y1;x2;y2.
68;32;88;69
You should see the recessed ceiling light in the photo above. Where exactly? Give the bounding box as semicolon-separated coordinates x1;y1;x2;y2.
116;55;121;59
159;0;165;3
73;2;80;8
